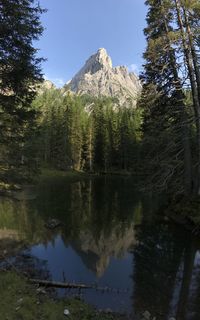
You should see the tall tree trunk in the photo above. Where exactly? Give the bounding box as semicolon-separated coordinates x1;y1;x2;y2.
183;7;200;102
89;126;93;172
161;0;192;194
174;0;200;194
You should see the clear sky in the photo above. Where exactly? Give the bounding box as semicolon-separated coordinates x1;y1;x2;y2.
38;0;147;87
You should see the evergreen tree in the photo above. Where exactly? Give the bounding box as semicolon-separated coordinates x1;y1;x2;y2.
0;0;45;182
173;0;200;193
32;91;142;174
141;0;193;194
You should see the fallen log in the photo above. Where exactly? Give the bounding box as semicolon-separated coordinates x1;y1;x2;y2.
29;278;129;293
29;278;92;289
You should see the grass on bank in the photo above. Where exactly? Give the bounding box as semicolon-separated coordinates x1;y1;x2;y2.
0;271;126;320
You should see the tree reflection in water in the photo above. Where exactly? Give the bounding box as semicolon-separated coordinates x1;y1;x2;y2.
133;222;200;320
1;177;200;317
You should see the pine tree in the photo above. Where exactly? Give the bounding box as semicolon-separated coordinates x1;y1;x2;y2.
0;0;44;107
32;92;142;174
173;0;200;193
0;0;45;182
141;0;192;194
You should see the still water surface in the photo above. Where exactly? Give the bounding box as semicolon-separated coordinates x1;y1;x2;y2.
0;175;200;319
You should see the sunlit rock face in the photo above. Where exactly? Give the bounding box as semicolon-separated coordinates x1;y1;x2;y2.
64;48;141;105
37;80;56;94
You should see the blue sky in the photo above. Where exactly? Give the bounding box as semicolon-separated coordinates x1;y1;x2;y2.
38;0;147;87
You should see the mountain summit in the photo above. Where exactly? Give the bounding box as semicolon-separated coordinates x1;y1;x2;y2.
64;48;141;105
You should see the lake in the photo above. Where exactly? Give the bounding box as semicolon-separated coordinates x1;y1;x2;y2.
0;175;200;320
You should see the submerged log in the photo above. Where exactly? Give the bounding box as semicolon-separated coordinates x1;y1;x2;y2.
29;278;92;289
29;279;129;293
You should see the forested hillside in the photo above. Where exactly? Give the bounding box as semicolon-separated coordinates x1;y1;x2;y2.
32;90;142;173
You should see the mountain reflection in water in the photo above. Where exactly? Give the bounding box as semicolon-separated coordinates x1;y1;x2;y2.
0;176;200;319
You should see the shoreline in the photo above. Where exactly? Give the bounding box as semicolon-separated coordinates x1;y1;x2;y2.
0;271;129;320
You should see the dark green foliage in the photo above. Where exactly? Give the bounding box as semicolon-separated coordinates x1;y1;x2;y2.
0;0;45;182
139;0;197;195
32;90;142;173
0;0;45;107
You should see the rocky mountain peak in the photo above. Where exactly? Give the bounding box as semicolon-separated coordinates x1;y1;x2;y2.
65;48;141;105
95;48;112;69
72;48;112;82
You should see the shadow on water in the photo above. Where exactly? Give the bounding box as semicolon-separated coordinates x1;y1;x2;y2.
0;176;200;318
132;223;200;320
